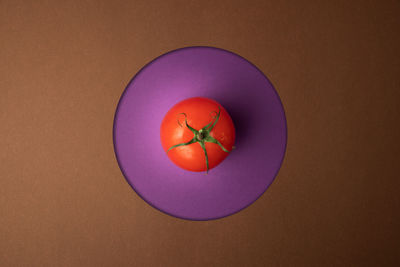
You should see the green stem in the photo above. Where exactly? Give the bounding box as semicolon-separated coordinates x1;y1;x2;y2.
167;106;233;173
167;137;197;153
198;141;209;174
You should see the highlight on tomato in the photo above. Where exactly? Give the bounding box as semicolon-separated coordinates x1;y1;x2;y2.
160;97;235;173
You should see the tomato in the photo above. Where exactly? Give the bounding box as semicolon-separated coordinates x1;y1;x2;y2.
160;97;235;172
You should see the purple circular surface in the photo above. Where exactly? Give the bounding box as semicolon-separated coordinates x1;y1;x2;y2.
113;47;287;220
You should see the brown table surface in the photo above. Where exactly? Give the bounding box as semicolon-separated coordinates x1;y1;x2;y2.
1;1;399;266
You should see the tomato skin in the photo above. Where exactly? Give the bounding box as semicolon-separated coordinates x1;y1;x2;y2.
160;97;235;172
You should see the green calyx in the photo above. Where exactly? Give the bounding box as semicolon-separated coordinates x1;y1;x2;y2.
167;106;233;173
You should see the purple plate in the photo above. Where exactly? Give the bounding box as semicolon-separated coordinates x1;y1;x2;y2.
113;47;287;220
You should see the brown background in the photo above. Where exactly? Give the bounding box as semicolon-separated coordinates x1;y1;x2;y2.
1;0;399;266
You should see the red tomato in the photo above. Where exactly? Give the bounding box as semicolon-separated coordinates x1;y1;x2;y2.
160;97;235;172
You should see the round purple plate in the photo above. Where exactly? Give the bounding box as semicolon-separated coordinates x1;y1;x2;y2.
113;47;287;220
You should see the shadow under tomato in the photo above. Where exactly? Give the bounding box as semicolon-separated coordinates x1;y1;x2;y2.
209;84;267;150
